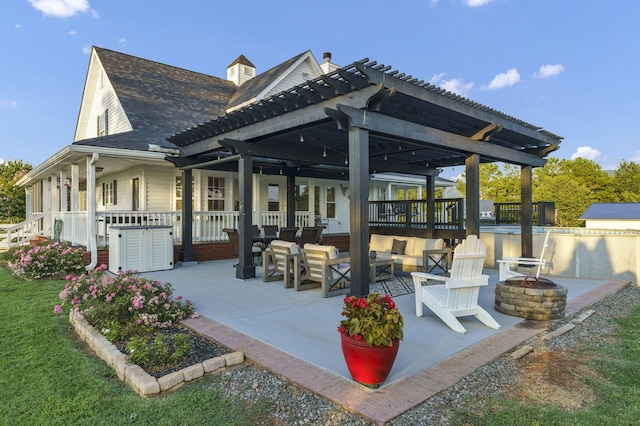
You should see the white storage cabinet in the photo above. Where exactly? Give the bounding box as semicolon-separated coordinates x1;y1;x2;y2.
109;226;174;273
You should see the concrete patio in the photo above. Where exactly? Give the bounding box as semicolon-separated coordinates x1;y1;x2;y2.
142;260;628;424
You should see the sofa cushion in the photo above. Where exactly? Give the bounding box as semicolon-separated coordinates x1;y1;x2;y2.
303;243;337;259
271;240;300;254
369;234;394;253
407;237;444;257
391;239;407;255
390;254;423;268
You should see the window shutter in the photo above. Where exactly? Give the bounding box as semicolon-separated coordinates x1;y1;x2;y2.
105;109;109;136
102;182;105;206
113;180;117;205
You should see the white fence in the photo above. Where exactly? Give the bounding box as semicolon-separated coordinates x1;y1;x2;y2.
482;227;640;284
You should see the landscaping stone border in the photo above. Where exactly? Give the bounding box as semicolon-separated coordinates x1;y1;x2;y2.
68;310;244;396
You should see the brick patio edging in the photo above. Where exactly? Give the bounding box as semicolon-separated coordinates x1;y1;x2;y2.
68;310;244;396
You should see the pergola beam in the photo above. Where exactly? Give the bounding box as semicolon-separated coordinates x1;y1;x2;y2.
332;105;548;167
179;85;385;157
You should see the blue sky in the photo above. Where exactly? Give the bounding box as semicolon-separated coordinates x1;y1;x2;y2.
1;0;639;180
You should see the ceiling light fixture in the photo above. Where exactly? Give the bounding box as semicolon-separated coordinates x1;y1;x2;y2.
323;146;327;157
299;134;304;142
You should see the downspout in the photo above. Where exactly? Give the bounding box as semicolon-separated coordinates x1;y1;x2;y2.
85;153;99;271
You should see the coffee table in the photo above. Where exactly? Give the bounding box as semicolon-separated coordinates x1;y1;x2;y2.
369;258;394;284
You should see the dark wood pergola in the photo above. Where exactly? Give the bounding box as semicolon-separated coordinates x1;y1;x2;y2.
168;59;562;296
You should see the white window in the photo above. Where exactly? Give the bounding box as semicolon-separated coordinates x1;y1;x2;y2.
244;66;253;76
102;180;117;205
326;187;336;218
97;109;108;137
268;184;280;211
295;184;309;211
208;177;225;211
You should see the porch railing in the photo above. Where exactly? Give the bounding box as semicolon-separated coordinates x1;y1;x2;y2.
369;199;464;230
93;210;313;246
3;214;44;249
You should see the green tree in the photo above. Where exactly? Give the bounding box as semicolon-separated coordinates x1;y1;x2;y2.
613;160;640;202
0;160;32;223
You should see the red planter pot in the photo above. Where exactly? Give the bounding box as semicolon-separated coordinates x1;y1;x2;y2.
340;333;400;386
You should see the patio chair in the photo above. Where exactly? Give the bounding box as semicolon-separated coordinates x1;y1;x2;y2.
262;225;279;243
299;226;323;246
411;235;500;334
300;243;350;297
278;227;298;242
262;240;301;288
497;230;551;281
223;228;262;266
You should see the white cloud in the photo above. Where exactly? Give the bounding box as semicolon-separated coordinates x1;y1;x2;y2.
15;24;22;29
535;64;565;78
430;73;474;96
0;100;18;108
0;158;5;164
82;45;91;54
118;37;127;46
570;146;601;161
68;30;77;36
465;0;494;6
486;68;520;89
451;172;464;182
29;0;91;18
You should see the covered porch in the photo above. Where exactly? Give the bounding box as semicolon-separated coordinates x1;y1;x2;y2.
169;58;563;289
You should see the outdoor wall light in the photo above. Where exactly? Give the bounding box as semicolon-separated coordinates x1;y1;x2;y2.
64;177;71;187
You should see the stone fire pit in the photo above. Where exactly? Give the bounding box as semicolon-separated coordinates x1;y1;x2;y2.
495;276;567;320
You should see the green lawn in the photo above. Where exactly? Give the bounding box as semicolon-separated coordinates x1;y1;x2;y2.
2;258;640;426
451;296;640;425
0;266;273;426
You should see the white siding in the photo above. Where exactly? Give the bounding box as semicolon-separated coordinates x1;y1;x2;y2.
144;166;174;210
585;219;640;230
264;61;319;98
75;53;132;141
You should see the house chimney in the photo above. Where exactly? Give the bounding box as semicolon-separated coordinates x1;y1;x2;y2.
320;52;339;74
226;54;256;86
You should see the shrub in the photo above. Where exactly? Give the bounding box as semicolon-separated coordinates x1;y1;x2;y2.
127;332;192;371
55;266;196;342
7;242;85;280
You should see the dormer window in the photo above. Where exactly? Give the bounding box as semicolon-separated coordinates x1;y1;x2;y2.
97;109;108;137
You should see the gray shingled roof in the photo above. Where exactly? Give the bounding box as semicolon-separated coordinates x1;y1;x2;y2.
580;203;640;220
76;47;237;149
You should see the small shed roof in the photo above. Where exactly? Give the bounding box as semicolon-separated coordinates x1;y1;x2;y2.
580;203;640;220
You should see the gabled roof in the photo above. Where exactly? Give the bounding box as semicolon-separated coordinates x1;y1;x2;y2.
227;54;255;68
79;47;238;148
225;51;321;111
580;203;640;220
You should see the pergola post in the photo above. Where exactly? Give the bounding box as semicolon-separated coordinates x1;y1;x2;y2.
465;154;480;237
520;165;533;258
348;126;370;297
180;168;196;262
237;154;256;279
425;175;435;239
286;174;296;228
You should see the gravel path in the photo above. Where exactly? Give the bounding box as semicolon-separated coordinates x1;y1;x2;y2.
206;283;640;425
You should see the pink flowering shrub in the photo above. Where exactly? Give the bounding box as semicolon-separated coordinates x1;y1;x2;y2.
7;242;84;280
338;292;404;347
55;265;197;342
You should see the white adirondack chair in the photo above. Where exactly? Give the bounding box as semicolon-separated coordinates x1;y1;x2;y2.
497;230;551;281
411;235;500;334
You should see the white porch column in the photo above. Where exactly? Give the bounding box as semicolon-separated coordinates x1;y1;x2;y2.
59;170;68;212
70;164;80;245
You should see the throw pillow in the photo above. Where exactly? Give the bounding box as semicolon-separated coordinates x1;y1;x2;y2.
391;239;407;255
